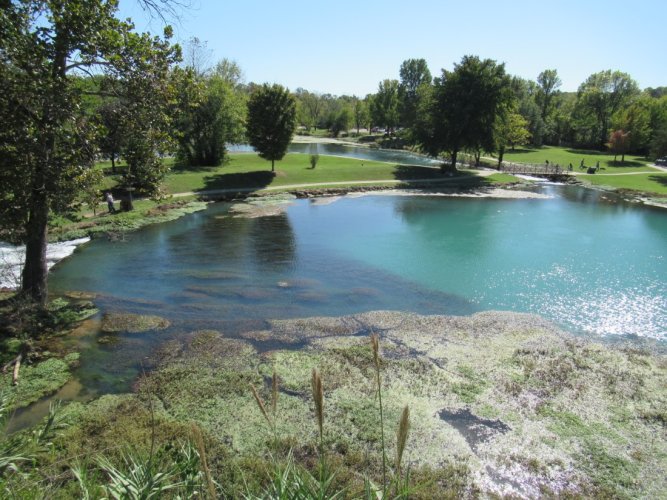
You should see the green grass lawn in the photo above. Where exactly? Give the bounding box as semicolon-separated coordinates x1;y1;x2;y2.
162;153;468;194
498;145;667;195
579;172;667;195
501;146;653;173
97;148;666;198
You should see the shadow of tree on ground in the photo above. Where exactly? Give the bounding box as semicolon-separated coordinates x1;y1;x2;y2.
393;165;495;189
503;148;539;155
648;175;667;188
393;165;448;180
199;170;275;193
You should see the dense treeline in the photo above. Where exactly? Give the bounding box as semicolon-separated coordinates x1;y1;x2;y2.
291;61;667;163
79;49;667;177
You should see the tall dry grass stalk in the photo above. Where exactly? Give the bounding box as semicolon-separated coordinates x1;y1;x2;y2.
271;369;278;418
190;423;216;499
370;332;387;491
250;372;280;450
250;383;272;428
311;368;324;447
395;405;410;477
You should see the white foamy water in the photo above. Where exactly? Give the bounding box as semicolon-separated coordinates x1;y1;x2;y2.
0;238;90;289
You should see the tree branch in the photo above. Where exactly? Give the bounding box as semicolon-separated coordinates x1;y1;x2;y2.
136;0;193;23
65;60;112;72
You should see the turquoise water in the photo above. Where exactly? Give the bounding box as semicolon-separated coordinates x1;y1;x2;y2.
50;186;666;342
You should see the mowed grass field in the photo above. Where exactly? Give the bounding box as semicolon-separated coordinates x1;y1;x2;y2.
581;172;667;195
161;153;496;194
499;145;667;195
99;146;666;197
501;146;653;173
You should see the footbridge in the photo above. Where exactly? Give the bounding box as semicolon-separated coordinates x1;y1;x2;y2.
499;163;571;176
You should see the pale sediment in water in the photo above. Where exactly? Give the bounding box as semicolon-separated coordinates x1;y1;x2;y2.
228;194;296;218
226;188;550;219
64;309;664;498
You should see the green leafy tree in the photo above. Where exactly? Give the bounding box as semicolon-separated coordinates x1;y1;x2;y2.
296;89;323;131
352;97;369;135
246;84;297;172
175;71;246;167
611;96;652;155
494;107;531;167
650;127;667;159
371;79;400;133
398;58;432;129
648;95;667;158
510;76;546;146
329;106;352;138
0;0;180;304
95;100;126;174
213;58;245;88
417;55;511;172
78;169;105;216
574;70;640;148
536;69;562;121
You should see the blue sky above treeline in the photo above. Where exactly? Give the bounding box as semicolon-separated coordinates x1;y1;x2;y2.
120;0;667;95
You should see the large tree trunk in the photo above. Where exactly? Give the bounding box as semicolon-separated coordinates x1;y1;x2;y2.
441;150;458;174
271;159;275;172
22;176;49;305
498;146;505;170
20;27;67;305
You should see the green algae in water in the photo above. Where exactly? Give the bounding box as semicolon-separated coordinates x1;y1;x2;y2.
0;358;71;409
100;312;170;333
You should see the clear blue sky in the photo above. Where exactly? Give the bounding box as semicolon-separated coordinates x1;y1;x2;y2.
120;0;667;96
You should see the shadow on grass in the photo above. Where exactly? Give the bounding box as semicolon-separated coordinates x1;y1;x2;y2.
607;160;650;168
503;147;539;155
199;170;275;193
393;165;494;189
171;164;221;173
649;175;667;188
566;148;609;157
393;165;447;180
